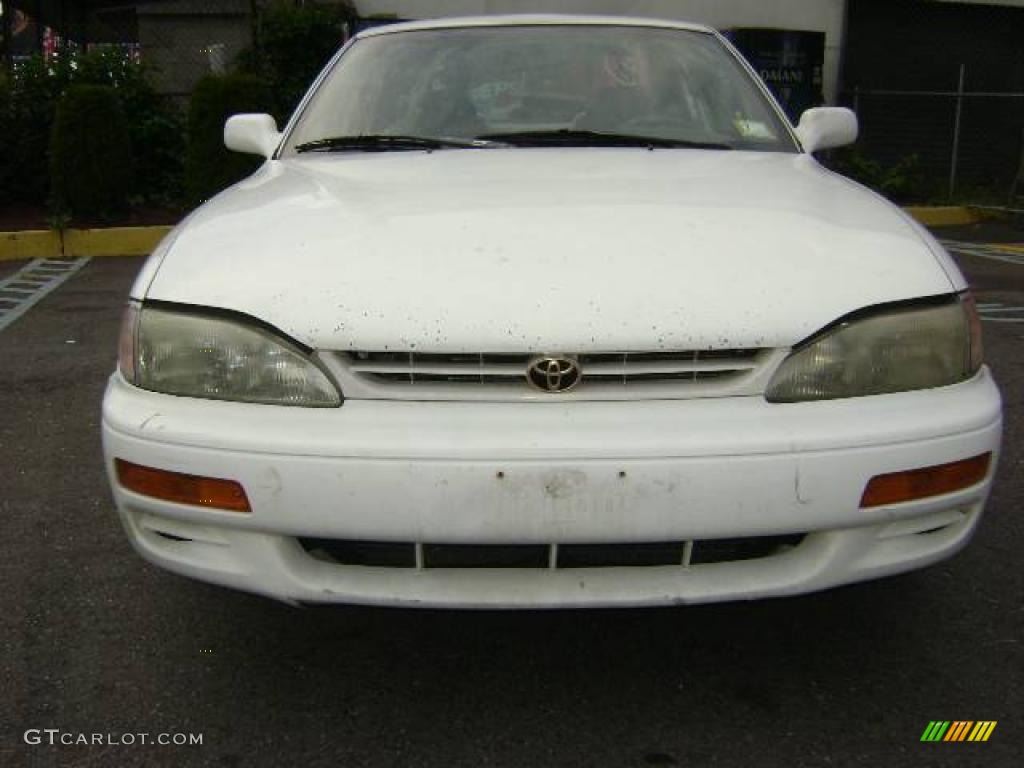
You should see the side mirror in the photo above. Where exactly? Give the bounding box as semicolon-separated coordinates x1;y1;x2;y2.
794;107;858;153
224;113;282;158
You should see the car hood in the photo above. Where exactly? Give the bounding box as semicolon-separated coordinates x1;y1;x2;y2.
142;149;957;352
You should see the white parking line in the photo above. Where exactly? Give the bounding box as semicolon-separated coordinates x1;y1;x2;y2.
974;301;1024;324
939;240;1024;266
0;258;91;332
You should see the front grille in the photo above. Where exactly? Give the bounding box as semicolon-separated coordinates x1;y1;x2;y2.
329;348;776;401
298;534;805;570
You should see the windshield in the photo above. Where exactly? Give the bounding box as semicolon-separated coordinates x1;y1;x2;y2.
283;25;797;154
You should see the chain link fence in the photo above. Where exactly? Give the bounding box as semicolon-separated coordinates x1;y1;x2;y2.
842;0;1024;205
846;76;1024;204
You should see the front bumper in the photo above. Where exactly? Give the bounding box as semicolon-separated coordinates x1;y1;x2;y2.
101;370;1002;608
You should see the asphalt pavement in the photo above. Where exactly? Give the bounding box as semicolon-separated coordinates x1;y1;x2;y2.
1;242;1021;768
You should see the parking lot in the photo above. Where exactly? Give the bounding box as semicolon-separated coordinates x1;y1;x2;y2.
2;238;1021;767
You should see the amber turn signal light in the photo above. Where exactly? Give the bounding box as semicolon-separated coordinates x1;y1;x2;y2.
115;459;251;513
860;453;991;508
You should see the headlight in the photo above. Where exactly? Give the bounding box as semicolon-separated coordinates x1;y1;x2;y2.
766;294;982;403
118;304;342;407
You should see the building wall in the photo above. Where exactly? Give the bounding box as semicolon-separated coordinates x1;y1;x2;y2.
351;0;848;102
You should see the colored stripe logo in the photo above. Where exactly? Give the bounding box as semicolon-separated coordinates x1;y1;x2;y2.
921;721;997;742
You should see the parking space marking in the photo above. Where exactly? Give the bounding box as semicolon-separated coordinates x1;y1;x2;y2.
940;240;1024;266
0;257;91;332
975;302;1024;323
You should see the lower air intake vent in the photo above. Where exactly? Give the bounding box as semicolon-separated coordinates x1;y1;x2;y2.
298;534;805;569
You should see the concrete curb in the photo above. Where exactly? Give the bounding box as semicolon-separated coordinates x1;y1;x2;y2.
0;226;172;262
0;208;1004;262
902;206;984;227
0;230;61;261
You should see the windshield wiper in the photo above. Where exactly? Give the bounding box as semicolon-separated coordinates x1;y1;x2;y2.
475;129;733;150
294;135;494;153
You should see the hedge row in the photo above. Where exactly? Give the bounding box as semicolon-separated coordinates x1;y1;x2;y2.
0;67;277;222
0;73;11;203
185;74;275;207
50;85;134;218
2;2;353;221
39;73;275;220
0;50;184;213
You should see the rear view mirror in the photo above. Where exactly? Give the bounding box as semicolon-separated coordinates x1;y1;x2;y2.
795;107;858;153
224;114;282;158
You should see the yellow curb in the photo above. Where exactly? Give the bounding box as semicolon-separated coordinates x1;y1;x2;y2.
2;217;1013;261
0;225;173;261
0;230;63;261
985;243;1024;253
903;206;983;227
63;226;173;257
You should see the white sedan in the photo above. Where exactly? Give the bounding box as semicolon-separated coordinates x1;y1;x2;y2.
102;15;1002;607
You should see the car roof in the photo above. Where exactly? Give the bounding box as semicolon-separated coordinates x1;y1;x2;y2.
356;14;716;39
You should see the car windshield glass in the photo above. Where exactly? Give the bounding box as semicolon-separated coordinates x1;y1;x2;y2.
283;25;797;154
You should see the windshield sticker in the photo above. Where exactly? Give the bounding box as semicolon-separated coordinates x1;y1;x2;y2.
733;119;777;140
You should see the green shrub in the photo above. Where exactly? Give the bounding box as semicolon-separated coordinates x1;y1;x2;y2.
6;57;68;205
826;149;932;204
238;0;354;120
184;74;275;206
5;50;183;208
72;48;185;204
0;72;11;203
50;85;135;218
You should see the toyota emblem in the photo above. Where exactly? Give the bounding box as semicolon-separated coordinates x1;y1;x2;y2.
527;356;581;393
